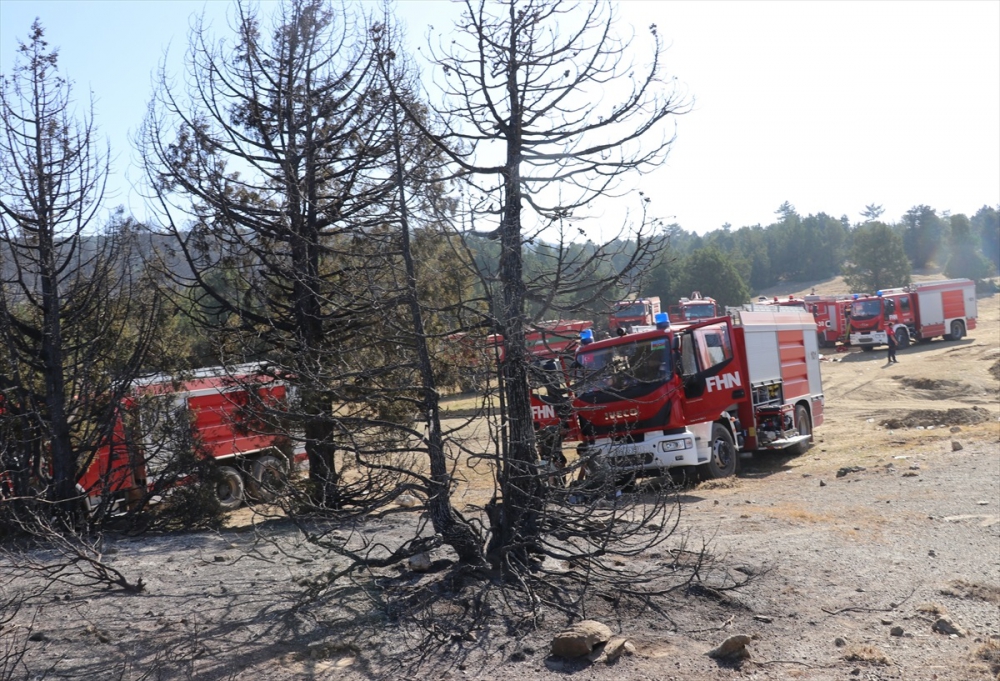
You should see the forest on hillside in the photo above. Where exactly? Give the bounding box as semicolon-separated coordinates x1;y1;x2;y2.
518;200;998;318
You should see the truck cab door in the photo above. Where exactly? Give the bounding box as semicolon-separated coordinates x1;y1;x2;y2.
676;318;745;424
883;298;896;323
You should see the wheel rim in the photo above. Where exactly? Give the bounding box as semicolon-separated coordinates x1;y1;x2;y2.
217;480;237;503
713;437;734;469
798;416;811;437
252;455;287;500
952;321;962;339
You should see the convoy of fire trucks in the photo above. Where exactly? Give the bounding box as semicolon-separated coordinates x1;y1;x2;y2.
3;279;979;513
537;279;976;482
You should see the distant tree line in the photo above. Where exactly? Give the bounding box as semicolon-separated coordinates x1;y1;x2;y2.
630;200;998;306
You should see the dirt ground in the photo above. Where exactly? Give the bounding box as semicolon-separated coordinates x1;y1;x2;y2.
4;274;999;681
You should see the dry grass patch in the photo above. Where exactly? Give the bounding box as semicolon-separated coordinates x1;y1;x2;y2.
941;580;1000;606
696;477;741;491
755;503;887;540
916;602;947;617
843;644;893;666
971;638;1000;678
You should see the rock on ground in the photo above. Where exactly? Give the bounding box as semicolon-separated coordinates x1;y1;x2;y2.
551;620;612;658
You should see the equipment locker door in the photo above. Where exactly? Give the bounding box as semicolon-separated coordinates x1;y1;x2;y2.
676;318;745;425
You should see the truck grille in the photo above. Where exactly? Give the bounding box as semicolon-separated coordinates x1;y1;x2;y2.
608;452;655;468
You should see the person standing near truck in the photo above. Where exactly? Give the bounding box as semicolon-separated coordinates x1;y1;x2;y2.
886;328;898;364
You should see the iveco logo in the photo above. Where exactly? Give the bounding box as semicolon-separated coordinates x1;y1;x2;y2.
605;407;639;422
706;372;742;393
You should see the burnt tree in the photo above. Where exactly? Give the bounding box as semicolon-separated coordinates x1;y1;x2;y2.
139;0;399;507
417;0;687;570
0;22;159;518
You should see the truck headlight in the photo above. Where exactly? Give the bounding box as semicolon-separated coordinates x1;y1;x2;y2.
661;438;692;452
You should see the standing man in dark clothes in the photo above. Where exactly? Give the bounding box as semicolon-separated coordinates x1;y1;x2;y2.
886;328;898;364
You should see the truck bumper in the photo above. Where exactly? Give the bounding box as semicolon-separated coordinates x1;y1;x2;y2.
580;430;702;473
850;331;887;347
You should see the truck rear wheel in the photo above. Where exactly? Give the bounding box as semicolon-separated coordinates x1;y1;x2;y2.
248;454;288;502
945;320;965;341
215;466;244;511
792;404;812;455
700;424;737;479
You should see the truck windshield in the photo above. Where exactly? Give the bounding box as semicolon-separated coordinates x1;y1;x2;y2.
684;303;716;319
575;337;670;396
850;299;882;321
613;302;647;318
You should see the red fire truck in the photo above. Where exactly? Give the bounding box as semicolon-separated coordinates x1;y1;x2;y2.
668;292;720;322
485;320;592;364
805;294;854;347
609;297;661;334
474;320;593;476
571;308;823;480
6;365;302;515
848;279;977;351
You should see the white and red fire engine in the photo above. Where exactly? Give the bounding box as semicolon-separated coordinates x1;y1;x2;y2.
571;308;823;479
848;279;977;351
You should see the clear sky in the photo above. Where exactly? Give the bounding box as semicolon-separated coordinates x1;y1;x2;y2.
1;0;997;235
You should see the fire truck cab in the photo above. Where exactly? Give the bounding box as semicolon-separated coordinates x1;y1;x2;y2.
609;297;661;334
668;292;720;322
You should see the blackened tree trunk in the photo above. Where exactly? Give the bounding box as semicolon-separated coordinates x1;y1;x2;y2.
412;0;687;572
139;0;396;506
0;22;160;519
486;15;546;566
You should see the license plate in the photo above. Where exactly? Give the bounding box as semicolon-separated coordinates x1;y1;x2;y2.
609;444;637;458
609;451;652;468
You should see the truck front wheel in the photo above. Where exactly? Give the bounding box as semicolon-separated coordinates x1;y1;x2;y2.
248;454;288;502
895;328;910;348
215;466;244;511
700;424;737;479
